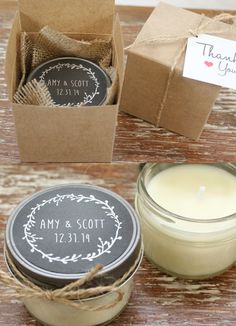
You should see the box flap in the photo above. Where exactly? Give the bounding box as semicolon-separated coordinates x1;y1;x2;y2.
5;12;21;100
113;14;124;86
18;0;114;33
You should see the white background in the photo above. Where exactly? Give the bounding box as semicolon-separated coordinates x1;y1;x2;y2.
115;0;236;10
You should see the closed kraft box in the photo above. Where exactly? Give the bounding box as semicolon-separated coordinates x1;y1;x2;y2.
5;0;124;162
120;3;236;140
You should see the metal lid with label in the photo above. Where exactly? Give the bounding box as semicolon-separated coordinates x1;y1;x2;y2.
27;57;111;107
6;185;141;288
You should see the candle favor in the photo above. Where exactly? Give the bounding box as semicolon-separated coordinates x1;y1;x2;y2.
5;184;142;326
5;0;124;163
136;164;236;279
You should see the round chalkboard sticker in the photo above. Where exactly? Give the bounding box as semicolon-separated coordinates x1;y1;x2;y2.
27;57;111;107
6;185;141;288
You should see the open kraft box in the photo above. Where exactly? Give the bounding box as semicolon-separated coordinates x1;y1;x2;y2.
5;0;124;163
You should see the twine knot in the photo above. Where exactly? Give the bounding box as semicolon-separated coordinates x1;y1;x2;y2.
44;290;55;301
0;250;142;311
188;29;199;38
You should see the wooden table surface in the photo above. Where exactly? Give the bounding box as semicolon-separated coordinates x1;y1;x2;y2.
0;2;236;163
0;163;236;326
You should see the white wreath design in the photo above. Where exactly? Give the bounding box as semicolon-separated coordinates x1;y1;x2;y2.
22;194;122;265
39;63;100;107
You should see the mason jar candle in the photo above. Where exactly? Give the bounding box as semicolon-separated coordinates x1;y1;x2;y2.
135;163;236;280
5;184;142;326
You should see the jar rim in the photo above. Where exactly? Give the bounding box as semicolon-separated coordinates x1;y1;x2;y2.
138;163;236;224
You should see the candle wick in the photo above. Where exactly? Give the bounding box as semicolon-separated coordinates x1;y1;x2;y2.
197;186;206;200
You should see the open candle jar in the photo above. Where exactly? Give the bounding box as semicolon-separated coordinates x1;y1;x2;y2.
5;184;142;326
135;163;236;280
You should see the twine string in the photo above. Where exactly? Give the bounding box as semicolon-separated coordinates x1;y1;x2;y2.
124;13;236;126
1;249;142;311
125;13;236;50
156;14;204;125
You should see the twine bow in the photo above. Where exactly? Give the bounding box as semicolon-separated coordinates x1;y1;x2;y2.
125;13;236;127
0;250;142;311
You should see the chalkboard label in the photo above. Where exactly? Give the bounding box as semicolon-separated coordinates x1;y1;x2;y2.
6;185;141;287
27;57;111;107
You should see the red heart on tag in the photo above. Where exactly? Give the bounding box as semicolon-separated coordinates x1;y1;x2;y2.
204;61;214;67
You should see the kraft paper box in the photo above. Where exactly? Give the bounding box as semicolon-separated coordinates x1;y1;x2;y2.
5;0;124;162
120;3;236;140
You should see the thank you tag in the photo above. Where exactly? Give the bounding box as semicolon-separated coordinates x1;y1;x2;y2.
183;34;236;89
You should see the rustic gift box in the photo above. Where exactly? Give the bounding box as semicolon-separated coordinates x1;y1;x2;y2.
120;3;236;140
5;0;124;162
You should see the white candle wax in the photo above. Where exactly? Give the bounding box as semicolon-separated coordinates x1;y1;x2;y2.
147;164;236;220
23;279;133;326
136;164;236;279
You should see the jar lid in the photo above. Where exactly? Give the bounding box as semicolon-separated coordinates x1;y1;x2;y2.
6;185;141;288
27;57;111;107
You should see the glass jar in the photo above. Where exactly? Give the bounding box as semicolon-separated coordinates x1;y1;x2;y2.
5;184;143;326
6;256;141;326
135;163;236;280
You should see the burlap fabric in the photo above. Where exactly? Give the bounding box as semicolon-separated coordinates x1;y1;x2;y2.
14;26;118;106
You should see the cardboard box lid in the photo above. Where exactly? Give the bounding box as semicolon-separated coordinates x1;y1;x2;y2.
18;0;115;33
130;2;236;71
